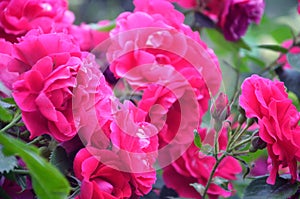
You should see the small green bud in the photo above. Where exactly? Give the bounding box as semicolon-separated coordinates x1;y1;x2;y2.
247;118;256;126
238;114;247;124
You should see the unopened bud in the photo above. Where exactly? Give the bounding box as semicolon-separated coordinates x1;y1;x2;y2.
249;145;258;153
238;106;246;116
211;93;230;122
247;118;256;126
238;114;247;124
251;136;267;150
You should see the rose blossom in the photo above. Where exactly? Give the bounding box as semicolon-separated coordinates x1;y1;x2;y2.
217;0;265;41
107;0;221;167
68;20;110;52
110;100;158;196
162;128;242;198
73;148;132;199
10;30;111;142
0;0;74;42
169;0;265;41
0;39;18;97
239;74;300;184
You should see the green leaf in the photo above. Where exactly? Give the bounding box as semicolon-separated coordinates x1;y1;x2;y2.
0;146;17;173
204;29;251;55
212;177;229;191
190;183;205;196
288;91;300;111
0;106;13;123
1;98;16;106
243;176;299;199
0;133;70;199
200;144;213;156
287;53;300;70
50;146;71;175
89;21;116;32
257;45;288;53
193;129;202;149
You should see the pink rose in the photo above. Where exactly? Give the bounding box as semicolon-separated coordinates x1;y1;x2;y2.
11;30;111;142
167;0;197;9
73;148;132;199
239;75;300;184
163;128;242;198
0;39;18;97
0;0;74;42
107;0;221;167
134;0;185;28
110;100;158;196
298;0;300;14
68;20;110;51
219;0;265;41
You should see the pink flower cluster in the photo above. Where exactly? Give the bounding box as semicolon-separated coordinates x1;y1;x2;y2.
0;0;243;198
239;75;300;184
170;0;265;41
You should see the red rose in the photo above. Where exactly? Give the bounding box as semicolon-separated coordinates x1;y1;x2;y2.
0;0;74;42
239;75;300;184
73;148;132;199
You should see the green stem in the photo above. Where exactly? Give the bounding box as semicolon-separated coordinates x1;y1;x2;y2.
213;127;220;158
226;123;241;151
0;112;22;133
228;123;250;150
27;136;42;145
202;153;226;198
231;150;250;156
12;169;30;175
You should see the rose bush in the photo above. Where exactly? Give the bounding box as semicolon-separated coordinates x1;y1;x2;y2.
1;0;300;199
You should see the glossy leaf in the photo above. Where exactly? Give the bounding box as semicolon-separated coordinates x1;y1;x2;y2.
257;45;288;53
50;146;71;175
194;129;202;149
0;106;13;123
89;21;116;32
244;176;299;199
0;133;70;199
